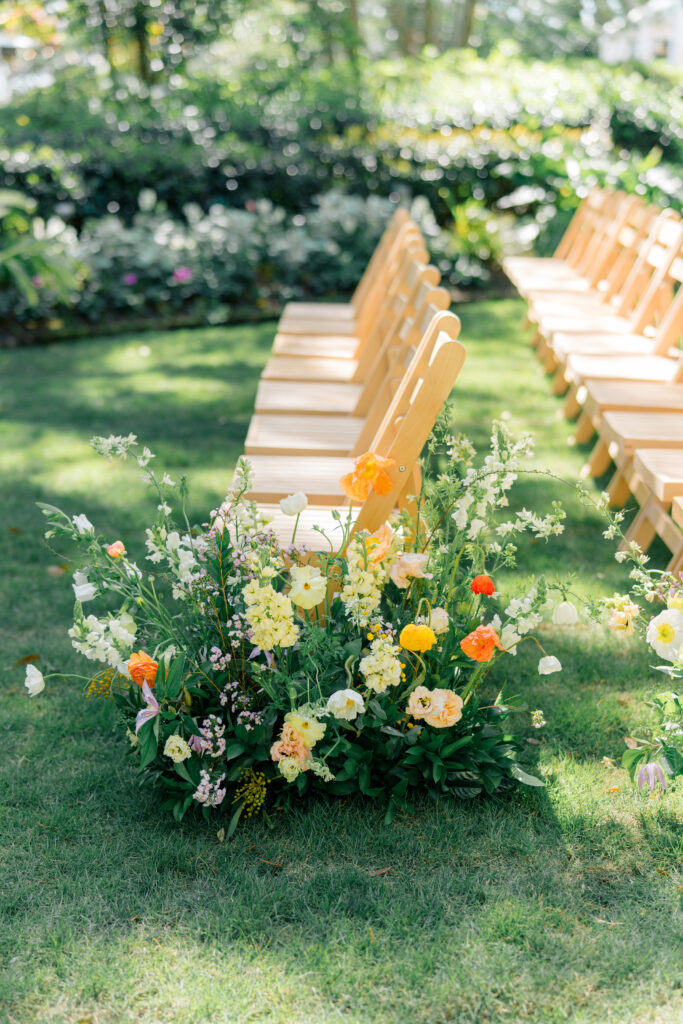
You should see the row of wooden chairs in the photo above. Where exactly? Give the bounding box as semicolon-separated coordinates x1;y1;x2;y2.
241;209;467;548
504;188;683;572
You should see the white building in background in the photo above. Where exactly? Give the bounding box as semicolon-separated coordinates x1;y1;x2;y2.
599;0;683;65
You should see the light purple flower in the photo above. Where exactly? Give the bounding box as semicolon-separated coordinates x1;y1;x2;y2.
135;681;159;734
32;275;44;288
172;266;193;283
123;272;138;286
188;734;205;753
637;762;668;793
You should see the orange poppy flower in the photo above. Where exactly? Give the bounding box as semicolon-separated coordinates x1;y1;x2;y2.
106;540;126;558
460;625;505;663
340;452;396;502
364;522;393;563
470;574;495;596
128;650;159;687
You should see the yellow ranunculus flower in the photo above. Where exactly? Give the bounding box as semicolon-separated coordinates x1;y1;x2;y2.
285;711;326;748
399;623;437;653
667;594;683;613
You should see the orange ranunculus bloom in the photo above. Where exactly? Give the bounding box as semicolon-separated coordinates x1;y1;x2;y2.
470;574;495;596
460;625;505;662
400;623;437;653
128;650;159;687
107;540;126;558
340;452;396;502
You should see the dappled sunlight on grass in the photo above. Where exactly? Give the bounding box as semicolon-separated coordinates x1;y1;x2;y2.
1;304;681;1024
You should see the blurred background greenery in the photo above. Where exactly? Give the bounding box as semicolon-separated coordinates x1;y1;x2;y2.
1;1;682;341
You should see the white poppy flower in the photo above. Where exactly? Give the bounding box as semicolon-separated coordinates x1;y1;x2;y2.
72;514;93;535
646;609;683;662
280;492;308;516
538;655;562;675
24;664;45;696
552;601;579;626
326;689;365;721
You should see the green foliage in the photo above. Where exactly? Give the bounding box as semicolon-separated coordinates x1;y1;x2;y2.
1;304;681;1023
0;189;78;313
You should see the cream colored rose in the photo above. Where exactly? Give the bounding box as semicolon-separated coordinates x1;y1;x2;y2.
424;689;463;728
389;552;432;589
278;755;302;782
428;607;449;635
163;734;192;763
407;685;434;719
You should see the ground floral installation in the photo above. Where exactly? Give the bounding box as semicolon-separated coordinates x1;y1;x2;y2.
29;418;586;831
599;560;683;796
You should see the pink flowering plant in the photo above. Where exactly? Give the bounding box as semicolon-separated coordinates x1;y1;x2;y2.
30;421;580;829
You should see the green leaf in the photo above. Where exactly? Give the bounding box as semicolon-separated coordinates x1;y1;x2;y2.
508;763;544;788
225;741;245;759
368;699;387;721
622;747;648;780
226;802;244;840
138;722;158;769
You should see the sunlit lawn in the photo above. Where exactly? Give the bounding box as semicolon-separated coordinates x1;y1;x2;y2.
1;302;681;1024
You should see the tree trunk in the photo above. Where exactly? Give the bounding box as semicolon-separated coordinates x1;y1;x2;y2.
452;0;476;48
133;4;151;82
424;0;438;48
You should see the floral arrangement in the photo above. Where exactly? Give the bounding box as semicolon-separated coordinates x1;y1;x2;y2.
29;419;572;830
601;571;683;795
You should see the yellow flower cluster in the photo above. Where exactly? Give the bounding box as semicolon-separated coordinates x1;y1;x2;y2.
86;668;115;700
605;593;640;636
234;768;269;817
340;537;386;626
243;580;300;651
359;635;402;693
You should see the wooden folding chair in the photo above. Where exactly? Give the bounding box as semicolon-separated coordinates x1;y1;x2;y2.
246;288;451;457
261;250;437;383
504;188;617;297
278;207;411;332
580;411;683;486
524;193;645;312
274;219;424;346
244;311;465;517
530;199;658;364
254;275;451;417
559;259;683;419
615;449;683;572
532;211;682;375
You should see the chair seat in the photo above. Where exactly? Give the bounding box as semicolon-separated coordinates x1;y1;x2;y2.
537;313;632;338
564;353;679;386
551;332;653;361
584;380;683;419
245;414;363;457
274;317;358;337
272;333;360;358
281;301;355;322
601;411;683;455
262;355;359;382
255;380;362;415
258;504;360;550
246;456;356;503
633;449;683;502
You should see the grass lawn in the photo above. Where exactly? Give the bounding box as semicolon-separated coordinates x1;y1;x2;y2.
1;301;681;1024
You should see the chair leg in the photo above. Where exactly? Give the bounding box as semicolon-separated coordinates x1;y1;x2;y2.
581;439;612;479
622;501;657;554
552;369;569;395
530;328;541;349
564;386;582;419
543;348;559;374
573;410;595;444
607;466;632;508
